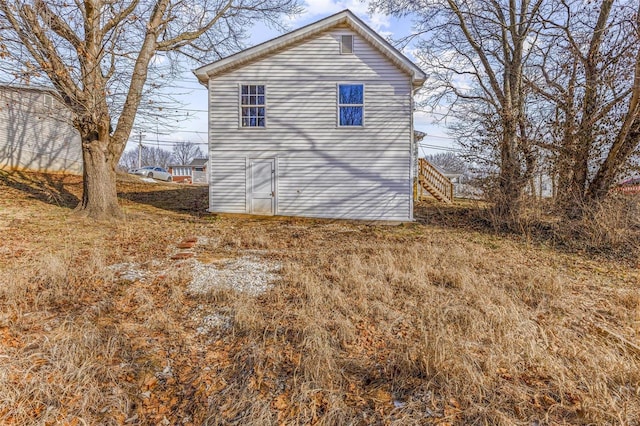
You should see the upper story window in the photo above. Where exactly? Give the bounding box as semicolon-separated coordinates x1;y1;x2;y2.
338;84;364;126
341;35;353;54
240;84;265;127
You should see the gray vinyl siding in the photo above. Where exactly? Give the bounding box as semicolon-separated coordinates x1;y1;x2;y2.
208;28;413;220
209;157;246;213
0;87;82;174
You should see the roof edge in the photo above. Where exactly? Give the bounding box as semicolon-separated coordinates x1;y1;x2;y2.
0;83;57;93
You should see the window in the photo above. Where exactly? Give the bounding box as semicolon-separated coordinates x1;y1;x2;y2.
341;35;353;54
240;85;265;127
43;94;53;108
338;84;364;126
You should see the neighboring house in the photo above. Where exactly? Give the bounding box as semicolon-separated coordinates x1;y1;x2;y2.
168;158;208;183
189;158;208;184
0;84;82;174
194;10;426;221
616;177;640;195
167;164;192;183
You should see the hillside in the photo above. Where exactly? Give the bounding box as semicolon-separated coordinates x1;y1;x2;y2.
0;170;638;425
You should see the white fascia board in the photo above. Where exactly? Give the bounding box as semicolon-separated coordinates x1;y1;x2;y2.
193;10;426;88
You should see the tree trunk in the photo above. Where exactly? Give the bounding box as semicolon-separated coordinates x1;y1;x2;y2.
494;115;523;222
587;122;640;204
495;168;523;220
76;120;123;220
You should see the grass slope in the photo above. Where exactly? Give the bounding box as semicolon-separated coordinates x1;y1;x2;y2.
0;170;638;425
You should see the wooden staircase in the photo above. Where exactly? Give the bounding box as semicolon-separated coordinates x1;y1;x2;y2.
417;158;454;203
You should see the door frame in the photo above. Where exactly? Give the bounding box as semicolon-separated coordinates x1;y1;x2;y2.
246;157;277;215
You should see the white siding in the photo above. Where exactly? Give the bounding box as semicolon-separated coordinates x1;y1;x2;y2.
208;28;413;220
0;87;82;174
209;157;246;213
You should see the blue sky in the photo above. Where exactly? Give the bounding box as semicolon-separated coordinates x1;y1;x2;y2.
127;4;457;156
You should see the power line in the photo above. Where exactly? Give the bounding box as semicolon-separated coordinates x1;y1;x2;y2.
126;139;207;146
421;133;457;141
168;85;207;91
419;142;461;152
141;107;208;114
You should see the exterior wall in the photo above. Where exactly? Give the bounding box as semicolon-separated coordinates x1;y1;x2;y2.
208;27;413;221
169;166;192;183
192;167;207;184
0;86;82;174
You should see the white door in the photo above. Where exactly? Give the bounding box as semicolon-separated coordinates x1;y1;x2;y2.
249;158;275;215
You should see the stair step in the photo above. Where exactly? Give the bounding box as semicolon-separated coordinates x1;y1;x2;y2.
417;159;454;204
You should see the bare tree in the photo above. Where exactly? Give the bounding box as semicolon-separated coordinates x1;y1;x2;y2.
118;149;139;172
172;141;204;165
528;0;640;217
0;0;299;219
119;146;173;171
374;0;546;221
425;152;468;175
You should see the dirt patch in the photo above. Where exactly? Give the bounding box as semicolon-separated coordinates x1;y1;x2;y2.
187;255;281;296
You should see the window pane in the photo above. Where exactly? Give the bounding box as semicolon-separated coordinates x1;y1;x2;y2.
240;85;266;127
339;106;363;126
339;84;363;104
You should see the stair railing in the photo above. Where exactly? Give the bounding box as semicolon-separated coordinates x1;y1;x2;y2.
418;158;454;202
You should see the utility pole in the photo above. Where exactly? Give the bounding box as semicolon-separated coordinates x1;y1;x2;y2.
138;130;145;169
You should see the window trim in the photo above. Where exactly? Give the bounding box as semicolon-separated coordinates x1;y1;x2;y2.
340;34;354;54
337;83;365;128
238;83;266;129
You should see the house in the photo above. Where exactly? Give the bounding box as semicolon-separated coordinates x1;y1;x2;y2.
0;84;82;174
616;177;640;195
168;158;208;183
189;158;208;184
194;10;427;221
167;163;192;183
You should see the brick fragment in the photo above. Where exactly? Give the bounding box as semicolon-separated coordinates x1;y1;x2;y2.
170;252;193;260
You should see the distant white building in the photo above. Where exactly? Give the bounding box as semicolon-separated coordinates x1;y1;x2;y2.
194;10;426;220
0;84;82;174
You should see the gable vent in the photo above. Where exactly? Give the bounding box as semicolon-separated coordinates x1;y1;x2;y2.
341;35;353;54
43;94;53;108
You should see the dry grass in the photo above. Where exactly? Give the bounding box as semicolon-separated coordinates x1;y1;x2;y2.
0;170;639;425
416;195;640;264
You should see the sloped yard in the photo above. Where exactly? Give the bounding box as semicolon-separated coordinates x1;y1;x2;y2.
0;170;638;425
